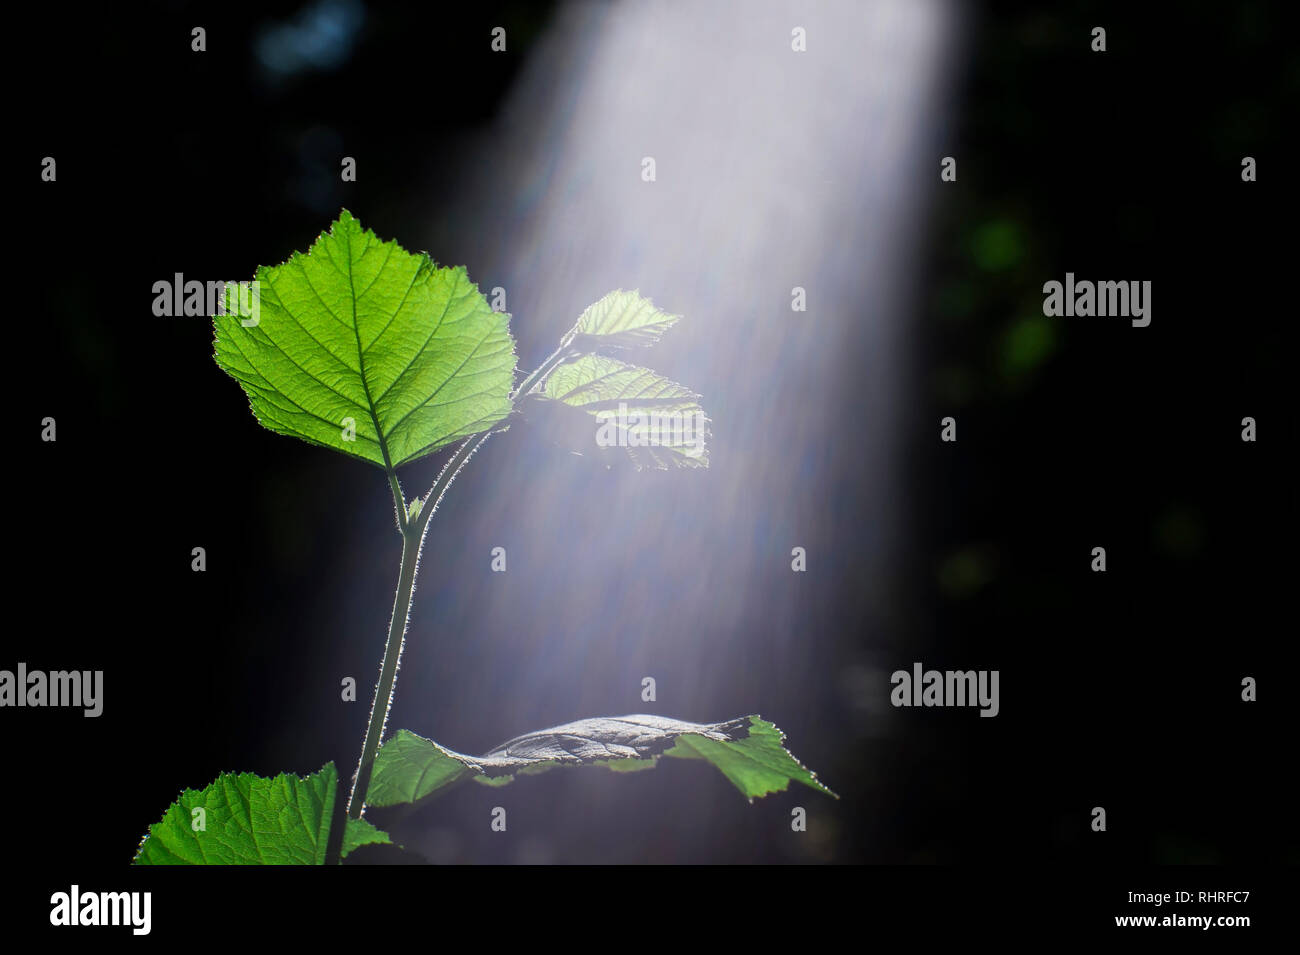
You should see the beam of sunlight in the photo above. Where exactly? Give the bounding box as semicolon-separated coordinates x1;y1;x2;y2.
357;0;959;861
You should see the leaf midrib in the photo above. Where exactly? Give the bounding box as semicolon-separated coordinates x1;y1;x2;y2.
343;224;398;477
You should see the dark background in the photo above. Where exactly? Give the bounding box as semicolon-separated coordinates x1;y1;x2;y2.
9;0;1294;874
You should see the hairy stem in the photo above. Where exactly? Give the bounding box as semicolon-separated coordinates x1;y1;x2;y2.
386;468;407;530
346;520;421;819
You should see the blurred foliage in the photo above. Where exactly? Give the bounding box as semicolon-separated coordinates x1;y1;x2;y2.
1154;505;1205;560
970;220;1026;272
937;546;998;599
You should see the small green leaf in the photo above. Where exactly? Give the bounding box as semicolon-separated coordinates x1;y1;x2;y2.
213;210;517;469
366;732;479;806
570;289;680;349
368;715;833;807
341;817;392;858
541;354;709;469
132;762;390;865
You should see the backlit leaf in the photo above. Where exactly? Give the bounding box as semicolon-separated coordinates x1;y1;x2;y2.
133;762;389;865
213;210;517;469
540;354;709;469
570;288;680;349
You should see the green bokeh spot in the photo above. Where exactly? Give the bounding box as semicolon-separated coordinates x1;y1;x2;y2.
1002;315;1058;377
972;220;1026;271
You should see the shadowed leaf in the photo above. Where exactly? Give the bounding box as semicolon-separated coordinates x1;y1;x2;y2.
368;715;833;806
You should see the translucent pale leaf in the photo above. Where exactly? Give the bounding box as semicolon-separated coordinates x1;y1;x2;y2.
571;288;680;349
540;354;709;469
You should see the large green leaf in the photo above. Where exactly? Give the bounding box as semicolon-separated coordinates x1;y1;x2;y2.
133;762;388;865
368;715;833;806
540;354;709;469
213;210;517;469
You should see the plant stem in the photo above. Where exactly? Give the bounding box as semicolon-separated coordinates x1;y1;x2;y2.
386;469;407;530
345;338;576;822
346;520;421;819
